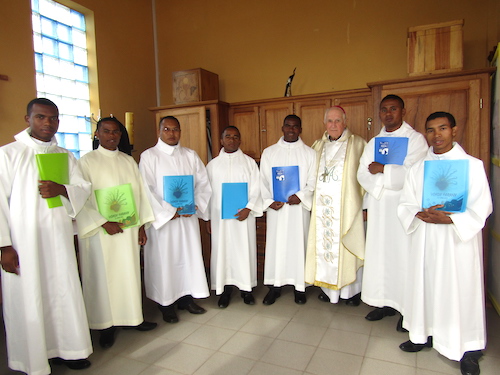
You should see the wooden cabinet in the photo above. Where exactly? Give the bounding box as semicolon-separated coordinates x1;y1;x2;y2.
229;89;373;160
368;68;495;173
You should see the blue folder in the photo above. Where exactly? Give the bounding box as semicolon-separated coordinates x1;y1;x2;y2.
221;182;248;219
163;175;195;215
374;137;409;165
272;166;300;203
422;159;469;213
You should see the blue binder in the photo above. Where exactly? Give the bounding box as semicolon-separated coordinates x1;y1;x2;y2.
221;182;248;219
422;159;469;213
374;137;409;165
272;166;300;203
163;175;195;215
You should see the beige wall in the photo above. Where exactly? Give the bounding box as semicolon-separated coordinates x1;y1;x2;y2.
156;0;499;105
1;0;499;154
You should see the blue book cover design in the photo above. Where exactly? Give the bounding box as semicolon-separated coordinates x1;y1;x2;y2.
221;182;248;219
272;166;300;203
422;160;469;213
163;175;195;215
374;137;409;165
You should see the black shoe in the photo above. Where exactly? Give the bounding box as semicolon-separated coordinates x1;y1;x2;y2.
241;292;255;305
51;358;91;370
159;305;179;323
178;302;206;314
124;321;157;331
318;291;330;303
262;287;281;305
345;293;361;306
396;315;408;332
218;292;231;308
99;327;116;349
399;337;433;352
294;290;307;305
460;353;481;375
365;307;397;321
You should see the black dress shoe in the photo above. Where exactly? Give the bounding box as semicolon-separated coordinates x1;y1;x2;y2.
365;307;397;321
399;337;433;352
318;291;330;303
262;288;281;305
345;293;361;306
99;326;116;349
159;305;179;323
178;302;206;314
294;291;307;305
241;292;255;305
52;358;91;370
218;292;231;308
396;315;408;332
460;355;481;375
127;321;157;331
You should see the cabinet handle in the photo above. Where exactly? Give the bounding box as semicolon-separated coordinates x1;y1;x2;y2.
261;129;267;132
367;117;372;130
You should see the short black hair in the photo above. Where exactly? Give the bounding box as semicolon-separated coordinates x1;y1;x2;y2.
380;94;405;109
27;98;58;115
283;114;302;126
93;116;132;155
425;111;456;128
221;125;240;139
159;115;180;129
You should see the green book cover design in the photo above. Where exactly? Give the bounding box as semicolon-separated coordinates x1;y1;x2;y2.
94;183;139;230
35;153;69;208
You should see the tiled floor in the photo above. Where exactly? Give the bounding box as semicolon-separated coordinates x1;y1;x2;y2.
1;284;499;375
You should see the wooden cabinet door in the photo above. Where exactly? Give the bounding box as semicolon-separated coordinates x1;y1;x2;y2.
294;99;331;147
229;105;260;160
154;106;208;164
333;95;373;141
259;102;294;151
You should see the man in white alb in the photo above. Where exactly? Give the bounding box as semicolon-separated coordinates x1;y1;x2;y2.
260;114;316;305
139;116;211;323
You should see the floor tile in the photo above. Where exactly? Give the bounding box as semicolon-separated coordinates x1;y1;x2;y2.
319;328;370;356
260;339;316;371
205;309;254;330
219;331;274;360
140;365;185;375
277;321;327;346
183;325;236;350
248;362;304;375
359;357;416;375
240;315;288;338
193;352;255;375
305;347;363;375
154;343;214;374
365;336;417;367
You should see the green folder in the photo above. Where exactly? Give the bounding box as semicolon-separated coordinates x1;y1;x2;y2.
94;183;139;230
35;153;69;208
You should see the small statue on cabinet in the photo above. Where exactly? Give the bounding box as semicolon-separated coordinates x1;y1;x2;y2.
284;68;296;97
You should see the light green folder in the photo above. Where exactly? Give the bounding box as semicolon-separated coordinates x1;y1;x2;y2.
94;183;138;230
35;153;69;208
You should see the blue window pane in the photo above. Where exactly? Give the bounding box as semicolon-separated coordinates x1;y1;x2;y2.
58;41;73;61
75;65;88;83
42;36;57;56
54;133;65;148
40;16;56;38
35;53;43;72
56;23;71;43
64;133;79;150
32;0;39;13
70;10;85;31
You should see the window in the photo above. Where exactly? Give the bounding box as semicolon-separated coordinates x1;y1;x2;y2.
31;0;93;158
